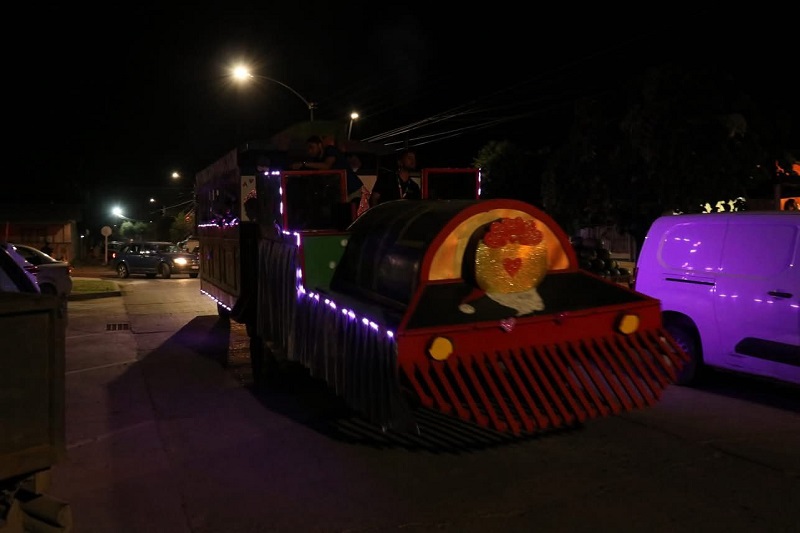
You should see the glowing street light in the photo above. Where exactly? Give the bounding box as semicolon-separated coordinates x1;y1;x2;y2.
231;65;316;121
348;111;359;140
112;205;141;222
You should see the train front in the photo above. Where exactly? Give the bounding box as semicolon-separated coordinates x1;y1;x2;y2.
321;198;688;435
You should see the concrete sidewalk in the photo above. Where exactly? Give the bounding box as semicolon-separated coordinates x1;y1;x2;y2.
50;284;253;532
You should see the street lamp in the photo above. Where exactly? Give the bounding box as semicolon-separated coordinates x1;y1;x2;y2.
348;111;359;140
112;205;146;223
162;170;194;213
231;65;316;121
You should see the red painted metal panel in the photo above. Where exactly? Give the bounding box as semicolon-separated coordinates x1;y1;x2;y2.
396;320;686;435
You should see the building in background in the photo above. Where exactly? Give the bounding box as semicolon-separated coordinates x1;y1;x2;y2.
1;203;82;263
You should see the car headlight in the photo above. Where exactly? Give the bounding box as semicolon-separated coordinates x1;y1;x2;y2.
174;258;188;266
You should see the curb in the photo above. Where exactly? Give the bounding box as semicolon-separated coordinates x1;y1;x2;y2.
68;275;122;301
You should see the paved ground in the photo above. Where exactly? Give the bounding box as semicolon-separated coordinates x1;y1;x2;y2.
38;261;799;533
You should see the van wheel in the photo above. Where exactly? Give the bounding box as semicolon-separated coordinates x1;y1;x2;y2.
160;264;171;279
117;263;130;278
665;321;704;386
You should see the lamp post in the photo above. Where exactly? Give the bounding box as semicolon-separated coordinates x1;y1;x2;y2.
231;65;316;121
347;111;359;140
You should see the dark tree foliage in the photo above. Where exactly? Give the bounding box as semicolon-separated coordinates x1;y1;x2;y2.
539;63;781;244
169;209;195;243
474;140;550;207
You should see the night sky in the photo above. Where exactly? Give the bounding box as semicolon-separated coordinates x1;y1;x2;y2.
13;6;798;218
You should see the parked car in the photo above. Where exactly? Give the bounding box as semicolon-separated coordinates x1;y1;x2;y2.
113;241;200;279
632;211;799;387
105;240;127;263
11;243;73;300
0;242;40;293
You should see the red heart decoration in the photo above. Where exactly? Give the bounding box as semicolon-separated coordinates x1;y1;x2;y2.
500;317;516;332
503;257;522;277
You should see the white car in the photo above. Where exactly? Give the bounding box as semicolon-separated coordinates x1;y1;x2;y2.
0;242;40;293
178;236;200;254
10;243;73;301
632;211;799;386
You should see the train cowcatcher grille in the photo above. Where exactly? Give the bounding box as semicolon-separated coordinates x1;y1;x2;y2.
398;327;687;436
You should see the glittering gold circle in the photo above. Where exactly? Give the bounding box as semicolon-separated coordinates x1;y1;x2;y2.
475;241;548;294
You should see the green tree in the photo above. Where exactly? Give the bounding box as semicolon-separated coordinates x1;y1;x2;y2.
169;209;195;243
119;220;150;240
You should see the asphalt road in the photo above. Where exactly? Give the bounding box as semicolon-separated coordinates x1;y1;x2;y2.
50;277;800;532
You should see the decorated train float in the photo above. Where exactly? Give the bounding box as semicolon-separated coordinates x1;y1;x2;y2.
195;136;687;436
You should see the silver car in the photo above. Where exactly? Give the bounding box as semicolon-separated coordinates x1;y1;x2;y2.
10;243;73;300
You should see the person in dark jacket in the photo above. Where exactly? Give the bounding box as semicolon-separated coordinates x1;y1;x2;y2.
291;135;362;198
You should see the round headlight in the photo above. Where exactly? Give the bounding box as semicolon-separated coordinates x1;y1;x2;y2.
428;336;454;361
